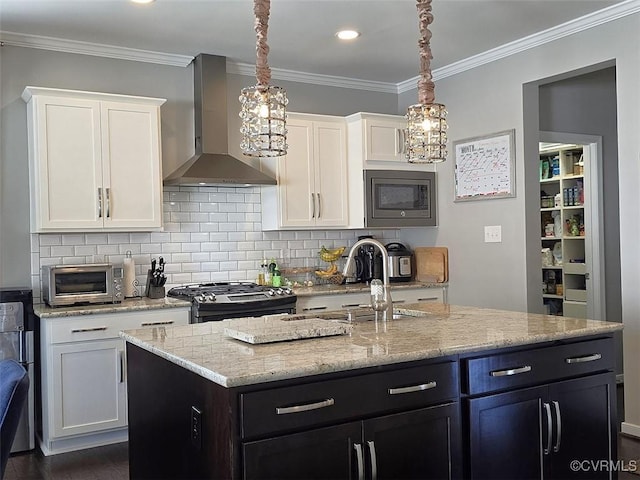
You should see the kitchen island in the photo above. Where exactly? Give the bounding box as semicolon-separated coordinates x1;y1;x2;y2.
121;303;622;479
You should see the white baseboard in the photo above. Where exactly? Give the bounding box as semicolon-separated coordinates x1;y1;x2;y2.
38;428;128;456
621;422;640;438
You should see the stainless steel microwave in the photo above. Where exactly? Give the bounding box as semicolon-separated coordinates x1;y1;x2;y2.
42;264;124;307
364;170;437;227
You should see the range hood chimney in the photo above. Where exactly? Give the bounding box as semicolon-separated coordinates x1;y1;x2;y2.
164;54;277;187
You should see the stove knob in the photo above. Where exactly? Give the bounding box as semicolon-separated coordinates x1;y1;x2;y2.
195;294;206;303
282;287;292;295
205;293;216;303
267;289;276;296
275;288;284;295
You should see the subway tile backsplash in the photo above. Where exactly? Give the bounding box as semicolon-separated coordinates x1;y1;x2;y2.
30;186;400;303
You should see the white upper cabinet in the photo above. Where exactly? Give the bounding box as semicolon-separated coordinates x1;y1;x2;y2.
261;113;348;230
346;112;434;170
22;87;166;232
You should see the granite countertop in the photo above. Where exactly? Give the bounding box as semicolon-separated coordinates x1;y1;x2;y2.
35;296;191;318
292;280;446;297
120;302;622;388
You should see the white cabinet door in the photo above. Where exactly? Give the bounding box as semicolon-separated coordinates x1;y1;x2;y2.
278;119;315;227
29;95;104;230
364;116;407;163
23;87;165;232
313;120;348;227
51;339;126;438
101;101;163;229
266;113;348;229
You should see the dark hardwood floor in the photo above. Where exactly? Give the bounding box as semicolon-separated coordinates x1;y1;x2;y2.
5;435;639;479
4;442;128;480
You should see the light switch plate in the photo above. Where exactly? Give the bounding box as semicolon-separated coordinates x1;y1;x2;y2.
484;225;502;243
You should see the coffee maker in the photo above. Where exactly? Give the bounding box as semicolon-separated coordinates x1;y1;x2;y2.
354;235;383;283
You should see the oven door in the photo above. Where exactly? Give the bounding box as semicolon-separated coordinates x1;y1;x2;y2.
194;302;297;323
365;170;436;227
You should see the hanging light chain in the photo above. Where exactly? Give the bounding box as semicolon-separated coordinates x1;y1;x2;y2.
254;0;272;86
416;0;435;105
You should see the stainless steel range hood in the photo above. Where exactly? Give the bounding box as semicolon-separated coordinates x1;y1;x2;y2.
164;54;276;187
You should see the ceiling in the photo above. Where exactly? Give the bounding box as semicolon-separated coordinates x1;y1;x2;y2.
0;0;626;85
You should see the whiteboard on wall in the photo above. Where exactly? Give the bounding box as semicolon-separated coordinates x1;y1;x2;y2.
453;129;515;201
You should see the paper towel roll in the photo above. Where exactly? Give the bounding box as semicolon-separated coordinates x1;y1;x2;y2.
123;253;136;298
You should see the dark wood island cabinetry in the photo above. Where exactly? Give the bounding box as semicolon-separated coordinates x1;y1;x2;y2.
122;303;621;479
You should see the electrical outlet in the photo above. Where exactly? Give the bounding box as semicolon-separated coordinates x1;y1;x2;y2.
191;406;202;450
484;225;502;243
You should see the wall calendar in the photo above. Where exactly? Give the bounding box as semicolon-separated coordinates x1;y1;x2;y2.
453;129;515;201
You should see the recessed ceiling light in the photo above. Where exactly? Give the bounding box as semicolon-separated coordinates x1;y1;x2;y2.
336;30;360;41
131;0;155;4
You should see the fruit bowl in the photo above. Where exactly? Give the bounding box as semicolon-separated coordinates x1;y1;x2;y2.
319;246;346;263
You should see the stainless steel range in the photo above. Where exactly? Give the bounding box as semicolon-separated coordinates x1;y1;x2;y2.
167;282;297;323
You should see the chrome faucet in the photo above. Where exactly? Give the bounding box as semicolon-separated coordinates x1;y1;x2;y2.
342;238;393;317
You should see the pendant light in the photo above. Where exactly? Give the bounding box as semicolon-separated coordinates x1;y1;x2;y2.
406;0;448;163
239;0;288;157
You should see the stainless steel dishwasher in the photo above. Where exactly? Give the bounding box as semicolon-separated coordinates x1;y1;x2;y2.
0;288;35;452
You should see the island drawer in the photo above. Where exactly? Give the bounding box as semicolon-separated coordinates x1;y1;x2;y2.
240;360;458;439
464;337;614;395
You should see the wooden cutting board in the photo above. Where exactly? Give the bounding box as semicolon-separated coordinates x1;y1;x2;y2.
414;247;449;283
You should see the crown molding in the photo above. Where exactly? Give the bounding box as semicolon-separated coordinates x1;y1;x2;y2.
2;0;638;90
397;0;640;94
0;31;194;67
226;61;398;94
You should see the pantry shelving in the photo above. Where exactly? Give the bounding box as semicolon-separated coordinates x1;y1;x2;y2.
539;142;588;318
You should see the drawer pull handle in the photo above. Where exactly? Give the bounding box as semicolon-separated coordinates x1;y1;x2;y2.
388;381;436;395
71;326;108;333
490;365;532;377
543;402;552;455
141;321;175;326
565;353;602;364
341;303;361;308
418;297;438;301
275;398;335;415
392;300;406;304
302;306;327;311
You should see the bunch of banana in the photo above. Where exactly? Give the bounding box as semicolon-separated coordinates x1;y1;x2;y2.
315;263;339;278
318;245;346;263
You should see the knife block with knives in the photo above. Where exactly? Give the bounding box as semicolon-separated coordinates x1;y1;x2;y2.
146;257;167;299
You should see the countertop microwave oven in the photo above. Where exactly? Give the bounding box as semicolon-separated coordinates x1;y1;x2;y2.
364;170;437;227
42;263;124;307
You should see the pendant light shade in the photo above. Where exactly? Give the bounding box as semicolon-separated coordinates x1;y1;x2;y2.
406;0;448;163
240;0;288;157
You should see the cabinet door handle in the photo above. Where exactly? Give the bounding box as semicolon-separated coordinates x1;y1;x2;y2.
367;440;378;480
490;365;532;377
543;402;552;455
71;326;108;333
97;188;103;218
553;401;562;452
275;398;334;415
418;296;439;302
302;306;327;311
565;353;602;364
354;443;364;480
316;193;321;218
119;351;125;383
388;381;436;395
105;187;111;218
141;321;175;326
311;193;316;218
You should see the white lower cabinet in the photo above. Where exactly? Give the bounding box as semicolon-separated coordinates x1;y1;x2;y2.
39;307;189;455
51;339;126;438
295;285;446;314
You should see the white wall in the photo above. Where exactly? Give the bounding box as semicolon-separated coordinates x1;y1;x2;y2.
403;13;640;436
